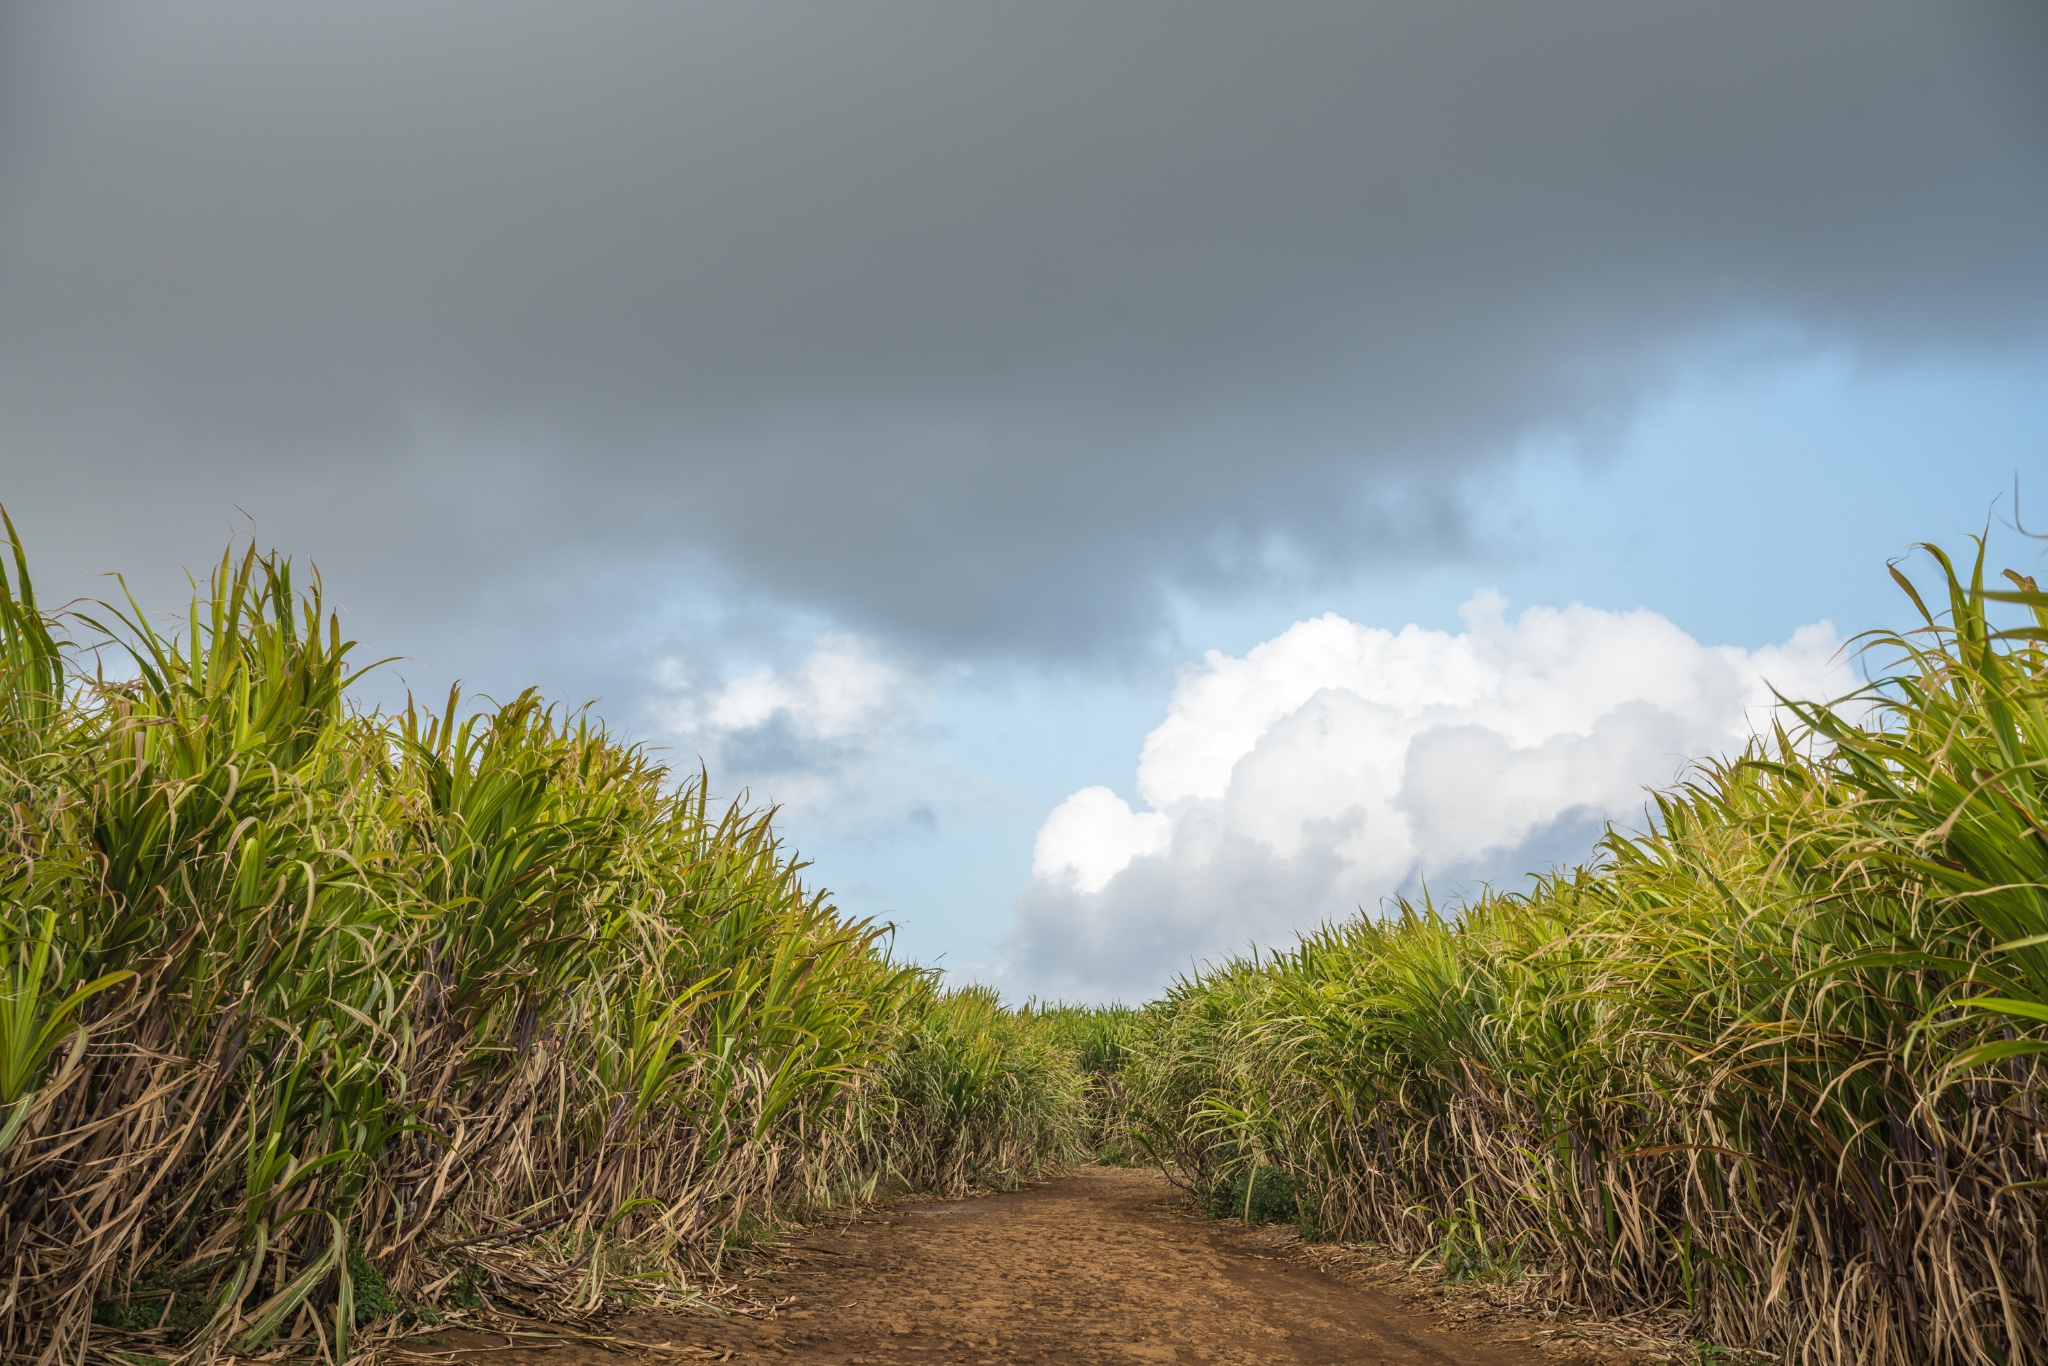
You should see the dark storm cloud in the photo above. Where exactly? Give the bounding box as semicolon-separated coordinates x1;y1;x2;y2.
2;1;2044;660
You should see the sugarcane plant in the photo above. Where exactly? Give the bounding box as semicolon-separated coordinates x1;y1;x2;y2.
1119;537;2048;1366
0;517;1087;1366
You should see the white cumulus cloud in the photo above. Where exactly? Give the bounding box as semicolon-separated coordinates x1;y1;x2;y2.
1007;594;1852;1001
683;637;906;743
1032;787;1173;895
650;634;930;820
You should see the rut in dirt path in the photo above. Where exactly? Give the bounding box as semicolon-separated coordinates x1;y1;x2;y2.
628;1167;1598;1365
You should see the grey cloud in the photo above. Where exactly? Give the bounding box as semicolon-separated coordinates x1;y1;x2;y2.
1003;802;1631;1004
1406;805;1617;907
704;713;842;784
636;628;952;841
1005;815;1361;1004
2;1;2044;665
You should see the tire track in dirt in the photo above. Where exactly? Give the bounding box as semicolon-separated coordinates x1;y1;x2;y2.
422;1168;1606;1366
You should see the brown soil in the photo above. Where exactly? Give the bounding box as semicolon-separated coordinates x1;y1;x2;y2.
404;1168;1630;1366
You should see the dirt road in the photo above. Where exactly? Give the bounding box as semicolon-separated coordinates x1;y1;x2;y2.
432;1168;1614;1366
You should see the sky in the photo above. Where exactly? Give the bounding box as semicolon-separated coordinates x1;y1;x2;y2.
3;2;2046;999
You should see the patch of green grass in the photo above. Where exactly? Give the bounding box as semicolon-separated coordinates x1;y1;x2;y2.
91;1263;232;1339
1205;1165;1303;1226
447;1269;486;1310
720;1211;774;1251
347;1244;399;1329
1421;1200;1527;1285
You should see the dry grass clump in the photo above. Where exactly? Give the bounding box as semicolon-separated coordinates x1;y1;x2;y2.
0;519;1081;1365
1121;539;2048;1366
